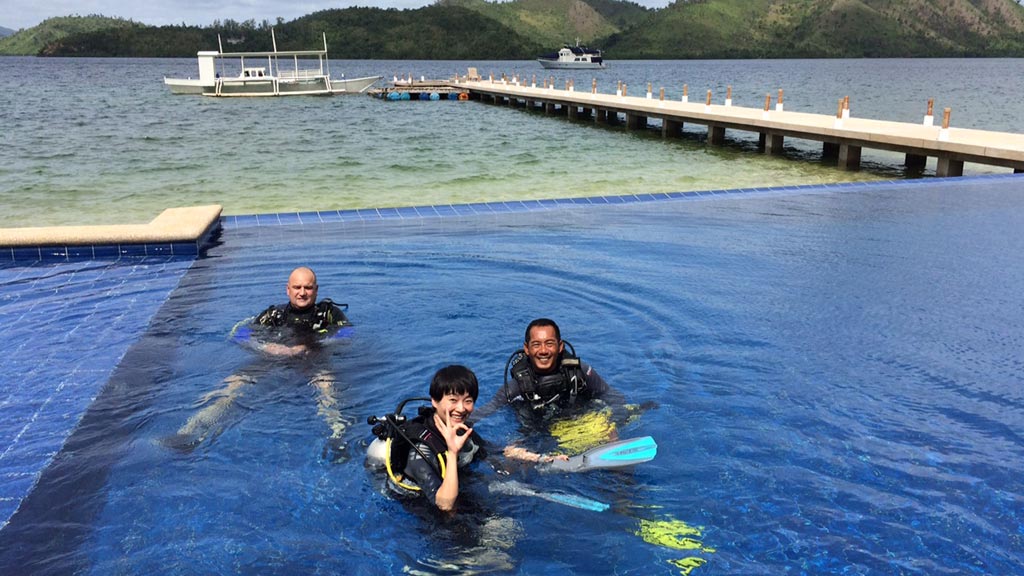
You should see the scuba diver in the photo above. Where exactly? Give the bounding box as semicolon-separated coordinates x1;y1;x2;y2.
164;266;354;455
477;317;626;421
367;365;559;512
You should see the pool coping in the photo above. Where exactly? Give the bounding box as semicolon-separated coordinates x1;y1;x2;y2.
3;173;1022;262
0;205;223;263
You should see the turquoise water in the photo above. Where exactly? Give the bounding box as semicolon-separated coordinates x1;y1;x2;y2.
3;57;1023;228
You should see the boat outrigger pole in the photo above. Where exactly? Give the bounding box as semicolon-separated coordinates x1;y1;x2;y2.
324;32;331;78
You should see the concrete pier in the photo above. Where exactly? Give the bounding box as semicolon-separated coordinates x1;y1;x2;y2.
458;77;1024;177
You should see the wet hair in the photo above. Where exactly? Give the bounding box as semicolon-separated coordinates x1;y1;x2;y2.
524;318;561;344
430;365;479;401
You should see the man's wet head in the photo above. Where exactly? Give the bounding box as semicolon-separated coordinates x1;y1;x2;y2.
287;267;318;310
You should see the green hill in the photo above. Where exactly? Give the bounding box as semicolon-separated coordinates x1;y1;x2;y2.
603;0;1024;58
0;15;138;55
4;0;1024;58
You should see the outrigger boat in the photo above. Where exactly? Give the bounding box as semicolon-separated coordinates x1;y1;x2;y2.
164;30;380;97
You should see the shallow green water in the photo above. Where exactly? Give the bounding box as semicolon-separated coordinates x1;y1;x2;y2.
2;57;1020;227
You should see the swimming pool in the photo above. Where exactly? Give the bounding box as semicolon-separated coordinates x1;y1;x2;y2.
2;176;1023;574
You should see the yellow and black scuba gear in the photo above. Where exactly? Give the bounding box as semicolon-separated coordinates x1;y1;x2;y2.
368;397;448;493
504;340;588;411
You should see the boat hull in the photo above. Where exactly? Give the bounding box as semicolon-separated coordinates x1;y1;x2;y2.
164;78;208;95
537;59;607;70
328;75;382;94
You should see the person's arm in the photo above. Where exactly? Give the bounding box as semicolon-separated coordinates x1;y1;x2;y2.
583;363;626;407
503;444;568;464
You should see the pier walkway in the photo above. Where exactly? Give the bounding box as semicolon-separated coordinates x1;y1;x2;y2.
456;76;1024;177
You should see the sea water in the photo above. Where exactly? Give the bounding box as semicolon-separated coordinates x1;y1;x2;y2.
2;57;1024;227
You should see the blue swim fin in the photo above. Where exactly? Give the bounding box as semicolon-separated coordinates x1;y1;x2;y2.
489;480;610;512
544;435;658;473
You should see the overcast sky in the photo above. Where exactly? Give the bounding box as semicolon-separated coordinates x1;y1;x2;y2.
4;1;673;31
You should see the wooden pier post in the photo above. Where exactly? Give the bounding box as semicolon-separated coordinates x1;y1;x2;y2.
838;142;862;170
647;82;653;99
936;156;964;177
705;90;712;111
776;89;784;112
663;118;683;138
592;78;597;94
682;84;689;103
659;87;665;102
725;85;733;106
924;98;935;125
904;153;928;171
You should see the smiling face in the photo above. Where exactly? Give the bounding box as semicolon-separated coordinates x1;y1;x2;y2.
524;324;564;373
432;392;475;426
286;267;318;310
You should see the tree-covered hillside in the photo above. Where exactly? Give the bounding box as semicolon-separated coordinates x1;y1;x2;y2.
3;0;1024;59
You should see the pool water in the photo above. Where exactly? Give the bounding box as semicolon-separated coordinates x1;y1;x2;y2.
2;176;1024;574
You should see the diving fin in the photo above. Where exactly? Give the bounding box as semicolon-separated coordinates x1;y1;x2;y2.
489;480;609;513
543;435;658;473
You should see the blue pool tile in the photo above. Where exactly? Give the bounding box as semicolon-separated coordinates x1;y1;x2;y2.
296;211;320;224
317;211;343;223
118;245;147;258
449;204;475;216
337;209;360;222
354;208;378;220
146;244;173;257
39;247;69;262
12;248;40;262
172;243;199;256
66;245;95;259
255;214;280;226
232;215;259;228
277;213;301;226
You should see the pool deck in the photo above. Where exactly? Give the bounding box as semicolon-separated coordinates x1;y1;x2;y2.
0;205;223;262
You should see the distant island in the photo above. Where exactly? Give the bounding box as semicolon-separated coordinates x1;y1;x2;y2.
4;0;1024;59
0;25;14;38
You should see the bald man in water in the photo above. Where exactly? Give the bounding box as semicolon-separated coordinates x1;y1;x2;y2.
166;267;353;458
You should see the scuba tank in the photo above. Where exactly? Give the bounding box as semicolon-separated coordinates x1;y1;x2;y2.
366;397;447;494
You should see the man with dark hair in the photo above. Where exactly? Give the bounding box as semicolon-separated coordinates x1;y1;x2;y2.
501;317;622;415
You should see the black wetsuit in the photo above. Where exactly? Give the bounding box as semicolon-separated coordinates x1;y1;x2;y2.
250;299;351;349
396;410;486;504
